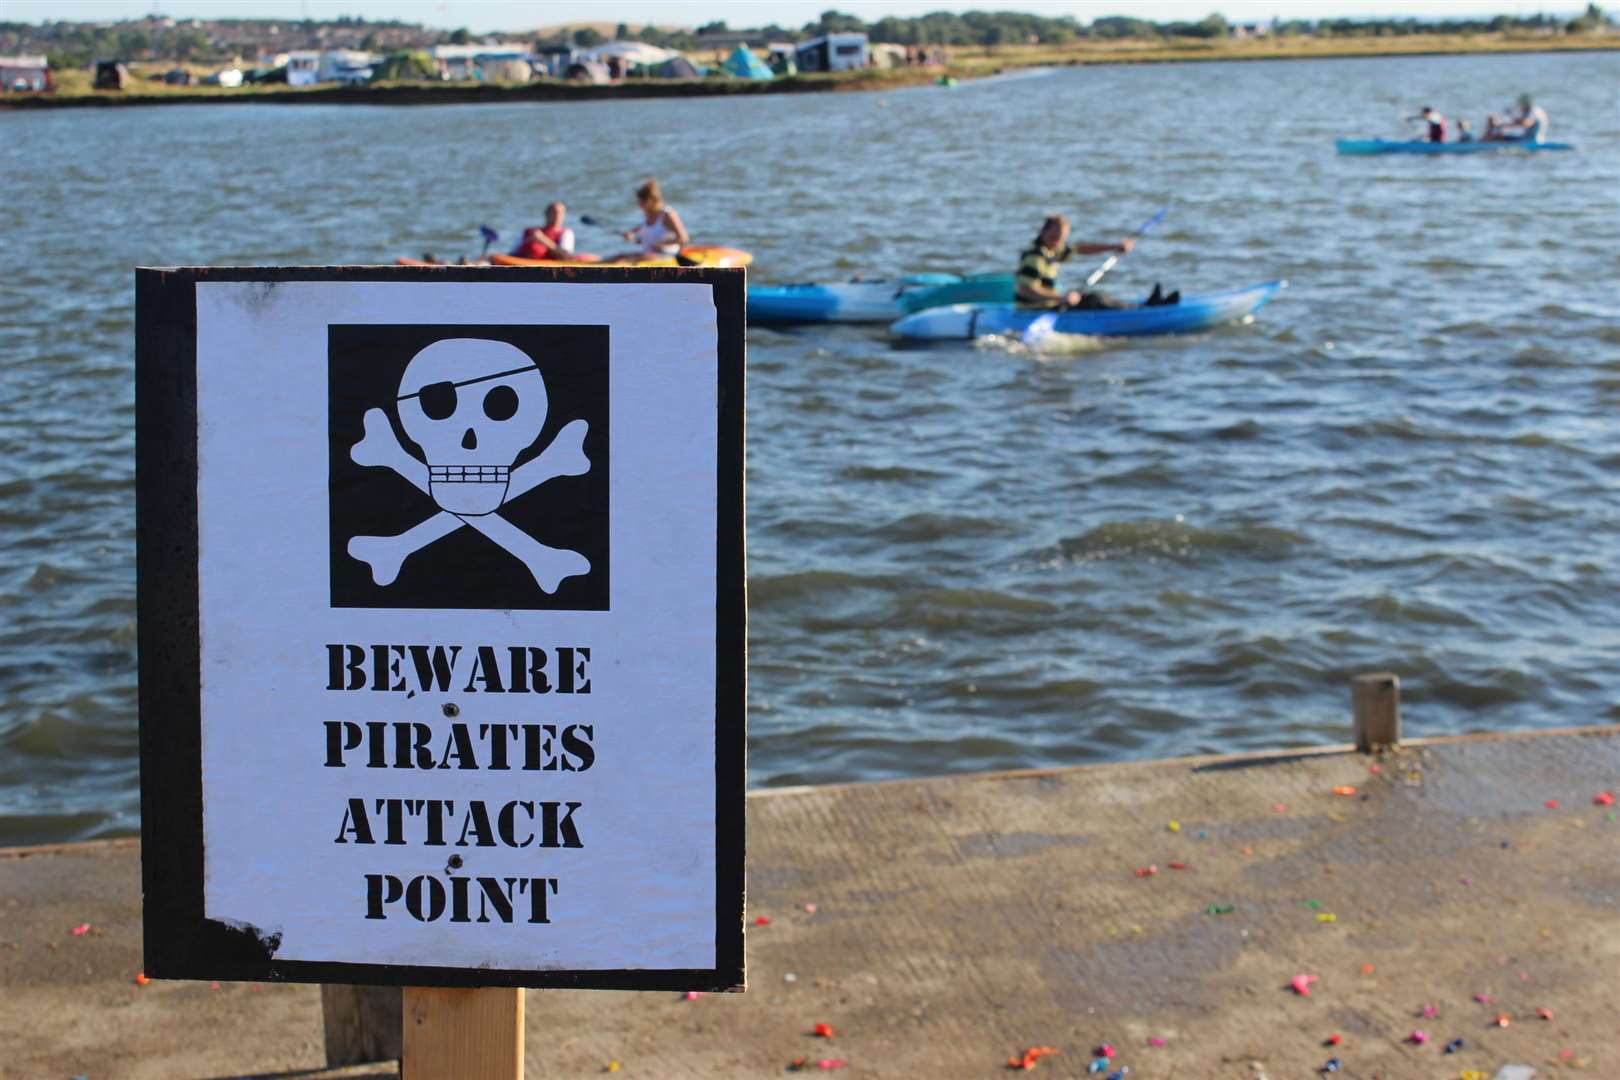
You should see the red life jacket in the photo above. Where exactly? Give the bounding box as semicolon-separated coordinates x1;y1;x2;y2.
514;225;568;260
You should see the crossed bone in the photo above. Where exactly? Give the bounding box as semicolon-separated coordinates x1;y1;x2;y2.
347;407;591;592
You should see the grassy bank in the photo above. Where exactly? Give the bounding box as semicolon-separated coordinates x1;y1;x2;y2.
4;32;1614;110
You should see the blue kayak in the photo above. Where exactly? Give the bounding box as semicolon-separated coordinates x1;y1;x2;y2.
749;273;1014;324
1336;138;1576;155
889;281;1285;341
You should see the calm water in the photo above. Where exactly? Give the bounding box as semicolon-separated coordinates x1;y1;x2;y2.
2;52;1617;844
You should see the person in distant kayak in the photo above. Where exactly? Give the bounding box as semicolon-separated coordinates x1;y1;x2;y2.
606;178;689;261
1483;113;1507;141
1499;94;1549;143
511;201;576;260
1014;214;1177;311
1412;106;1446;143
1456;118;1475;143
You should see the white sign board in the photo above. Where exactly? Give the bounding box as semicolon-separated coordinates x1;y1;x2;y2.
137;267;745;990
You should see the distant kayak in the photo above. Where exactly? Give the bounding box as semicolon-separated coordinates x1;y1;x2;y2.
749;273;1015;324
397;246;752;269
1336;138;1576;156
890;281;1285;341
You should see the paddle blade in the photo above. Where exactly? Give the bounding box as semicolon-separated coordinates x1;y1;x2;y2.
478;224;499;243
1021;311;1059;346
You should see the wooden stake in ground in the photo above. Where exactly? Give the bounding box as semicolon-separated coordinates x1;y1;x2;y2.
402;987;523;1080
1353;672;1401;752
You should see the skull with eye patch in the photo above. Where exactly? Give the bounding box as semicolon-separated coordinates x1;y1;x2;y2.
396;338;548;516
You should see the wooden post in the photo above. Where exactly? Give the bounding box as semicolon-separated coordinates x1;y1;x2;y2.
1353;672;1401;752
321;985;402;1067
402;987;524;1080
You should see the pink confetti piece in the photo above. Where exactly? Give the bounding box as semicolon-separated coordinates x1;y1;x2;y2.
754;915;772;926
1291;974;1318;996
684;991;703;1001
1544;799;1560;809
803;903;818;914
816;1059;846;1070
1473;993;1493;1004
1594;792;1615;806
1272;803;1287;813
1095;1044;1115;1058
70;923;90;936
1408;1030;1429;1045
1146;1036;1167;1047
1421;1004;1438;1018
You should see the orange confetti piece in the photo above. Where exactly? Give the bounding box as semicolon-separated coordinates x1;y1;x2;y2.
813;1023;834;1038
134;972;150;986
1360;963;1376;974
1167;861;1188;870
1493;1013;1511;1027
754;915;772;926
1324;1033;1343;1046
1537;1006;1554;1020
1331;786;1358;796
1134;865;1158;878
1007;1046;1059;1071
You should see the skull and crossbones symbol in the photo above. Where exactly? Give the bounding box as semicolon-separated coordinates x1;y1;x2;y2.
345;338;591;594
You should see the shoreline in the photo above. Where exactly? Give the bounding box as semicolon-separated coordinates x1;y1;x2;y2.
3;36;1614;110
5;719;1618;1076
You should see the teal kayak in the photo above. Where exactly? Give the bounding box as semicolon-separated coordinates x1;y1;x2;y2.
1336;138;1575;155
749;273;1014;324
889;281;1285;341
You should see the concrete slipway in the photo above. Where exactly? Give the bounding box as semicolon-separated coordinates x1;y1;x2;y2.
3;726;1617;1079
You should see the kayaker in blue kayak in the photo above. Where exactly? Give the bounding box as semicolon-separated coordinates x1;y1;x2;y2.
1015;214;1177;311
1412;106;1447;143
1499;95;1549;144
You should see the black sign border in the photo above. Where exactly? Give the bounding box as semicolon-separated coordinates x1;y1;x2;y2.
136;265;747;992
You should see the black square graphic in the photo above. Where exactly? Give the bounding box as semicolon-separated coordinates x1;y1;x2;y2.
328;323;609;610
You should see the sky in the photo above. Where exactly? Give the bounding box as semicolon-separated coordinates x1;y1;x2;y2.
4;1;1588;34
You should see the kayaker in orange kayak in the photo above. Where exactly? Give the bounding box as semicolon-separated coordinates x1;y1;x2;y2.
510;202;576;261
603;179;689;263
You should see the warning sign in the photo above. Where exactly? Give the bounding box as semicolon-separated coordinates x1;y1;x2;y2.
136;266;745;991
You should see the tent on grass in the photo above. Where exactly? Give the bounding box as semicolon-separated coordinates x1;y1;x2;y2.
650;55;703;79
721;44;773;80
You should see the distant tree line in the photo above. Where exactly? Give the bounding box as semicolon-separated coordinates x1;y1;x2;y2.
4;5;1612;68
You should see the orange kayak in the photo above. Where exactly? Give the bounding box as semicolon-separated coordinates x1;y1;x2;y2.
490;246;752;269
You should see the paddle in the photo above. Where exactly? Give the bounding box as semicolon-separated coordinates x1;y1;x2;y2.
1022;206;1169;346
478;224;498;259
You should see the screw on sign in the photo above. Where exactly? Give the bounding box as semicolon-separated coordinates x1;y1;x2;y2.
347;339;591;591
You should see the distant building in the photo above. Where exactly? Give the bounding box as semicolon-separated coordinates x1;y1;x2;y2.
0;55;51;92
285;50;319;86
796;33;869;73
